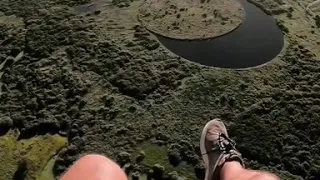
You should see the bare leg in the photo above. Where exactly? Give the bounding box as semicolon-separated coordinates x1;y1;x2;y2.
200;119;281;180
221;161;280;180
60;154;127;180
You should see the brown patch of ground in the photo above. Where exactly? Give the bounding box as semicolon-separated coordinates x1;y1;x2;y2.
138;0;244;40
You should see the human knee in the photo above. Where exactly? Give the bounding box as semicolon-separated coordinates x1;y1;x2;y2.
80;154;111;162
61;154;127;180
250;172;280;180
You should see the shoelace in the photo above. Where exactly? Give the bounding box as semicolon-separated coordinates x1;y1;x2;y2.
202;133;236;155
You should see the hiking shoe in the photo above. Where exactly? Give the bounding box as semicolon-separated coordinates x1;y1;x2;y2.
200;119;244;180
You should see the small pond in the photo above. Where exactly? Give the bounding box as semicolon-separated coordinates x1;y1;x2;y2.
156;0;285;69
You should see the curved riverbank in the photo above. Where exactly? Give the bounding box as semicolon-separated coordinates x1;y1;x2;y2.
138;0;245;40
155;0;285;68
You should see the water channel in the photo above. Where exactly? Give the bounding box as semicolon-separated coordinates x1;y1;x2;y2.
156;0;285;68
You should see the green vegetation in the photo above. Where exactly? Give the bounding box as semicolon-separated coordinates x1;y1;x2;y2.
136;142;195;179
137;143;169;167
38;156;58;180
0;130;67;180
0;0;320;179
315;15;320;27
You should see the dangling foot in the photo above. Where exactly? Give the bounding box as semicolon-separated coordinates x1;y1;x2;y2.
200;119;244;180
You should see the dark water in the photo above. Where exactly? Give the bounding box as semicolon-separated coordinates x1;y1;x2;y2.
156;0;285;68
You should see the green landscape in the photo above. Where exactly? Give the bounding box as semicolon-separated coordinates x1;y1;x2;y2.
0;0;319;179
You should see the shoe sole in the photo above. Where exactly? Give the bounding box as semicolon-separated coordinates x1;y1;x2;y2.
200;118;224;180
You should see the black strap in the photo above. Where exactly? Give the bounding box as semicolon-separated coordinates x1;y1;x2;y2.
201;133;236;155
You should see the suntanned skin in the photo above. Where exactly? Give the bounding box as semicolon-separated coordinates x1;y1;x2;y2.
221;161;280;180
61;155;279;180
60;154;127;180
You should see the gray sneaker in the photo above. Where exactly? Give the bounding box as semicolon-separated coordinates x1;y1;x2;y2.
200;119;244;180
